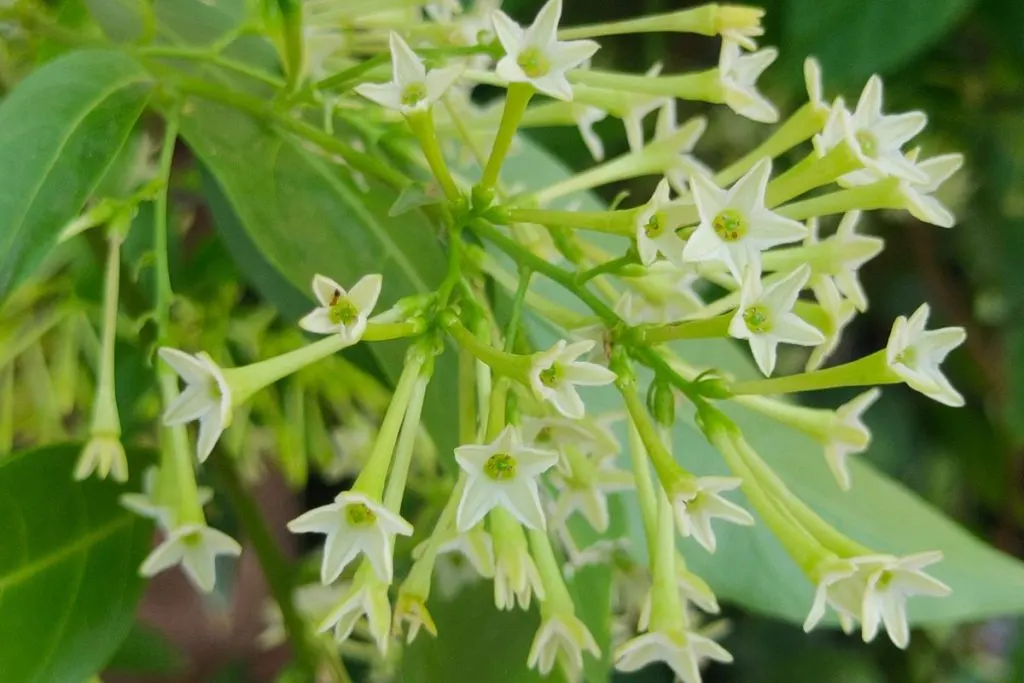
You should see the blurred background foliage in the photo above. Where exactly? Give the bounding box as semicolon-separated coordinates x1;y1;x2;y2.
499;0;1024;681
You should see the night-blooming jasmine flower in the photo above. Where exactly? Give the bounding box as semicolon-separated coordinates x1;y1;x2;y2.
120;466;213;530
75;434;127;483
651;100;710;195
494;530;546;610
614;629;733;683
139;523;242;593
813;211;883;313
858;551;951;649
454;426;559;531
636;178;685;266
620;262;705;325
718;41;779;123
527;612;601;679
824;389;881;491
435;524;496;579
683;158;807;281
287;491;414;584
318;569;392;652
671;476;755;553
638;560;721;628
805;274;857;372
528;340;617;419
729;265;826;377
298;273;383;342
521;413;621;459
550;449;633;532
159;347;232;462
573;102;608;161
899;149;964;228
492;0;599;101
815;75;928;187
354;33;463;114
885;304;966;407
803;557;861;634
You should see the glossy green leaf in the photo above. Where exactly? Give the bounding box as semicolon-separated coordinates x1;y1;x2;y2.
0;443;153;683
0;50;151;305
503;136;1024;627
105;621;184;675
782;0;974;86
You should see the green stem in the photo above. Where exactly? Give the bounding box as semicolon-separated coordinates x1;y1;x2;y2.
575;253;637;284
153;114;179;339
527;527;575;616
383;374;431;511
568;68;722;101
90;233;122;435
504;269;532;353
507;208;635;236
626;422;658;562
480;83;534;191
615;366;689;488
441;313;530;378
715;103;826;187
765;142;861;208
730;349;896;395
407;109;460;201
634;314;732;345
776;178;903;221
210;450;320;679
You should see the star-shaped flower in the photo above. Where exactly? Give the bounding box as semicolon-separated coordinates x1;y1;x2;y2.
620;261;705;325
885;304;966;407
454;426;559;531
718;41;779;123
318;567;392;652
120;466;213;531
858;551;951;649
683;158;807;281
493;524;546;610
671;476;755;553
650;99;711;194
805;273;857;371
528;340;617;419
520;413;620;458
298;273;383;343
75;433;127;483
433;523;496;580
899;149;964;228
550;449;633;533
159;347;233;462
139;523;242;593
287;491;413;584
823;388;881;491
636;178;686;266
728;265;826;377
814;75;928;187
809;211;884;313
394;591;438;644
614;628;733;683
527;612;601;679
492;0;599;101
573;102;608;161
803;556;862;634
354;32;463;114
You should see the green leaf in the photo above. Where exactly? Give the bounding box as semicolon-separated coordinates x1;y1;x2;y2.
0;49;150;306
105;621;184;675
0;443;153;683
781;0;974;86
502;136;1024;627
180;99;459;459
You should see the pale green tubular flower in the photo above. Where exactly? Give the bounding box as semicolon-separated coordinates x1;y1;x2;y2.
670;475;755;553
549;446;633;533
718;40;779;123
491;509;546;610
527;611;600;680
885;304;967;407
318;563;392;652
899;148;965;228
856;551;951;649
354;32;464;114
615;628;733;683
139;523;242;593
528;340;617;419
635;178;686;267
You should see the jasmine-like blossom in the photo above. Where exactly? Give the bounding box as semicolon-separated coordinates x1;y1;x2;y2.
823;389;881;490
159;347;232;462
858;551;951;649
635;178;685;266
899;149;964;228
718;41;779;123
651;99;711;194
354;33;463;114
492;0;600;101
528;340;617;419
318;569;392;652
671;476;755;553
139;523;242;593
550;449;633;532
573;102;608;161
298;273;383;342
527;612;600;679
885;304;967;407
615;628;733;683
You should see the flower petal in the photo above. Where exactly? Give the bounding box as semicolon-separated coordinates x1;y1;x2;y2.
299;308;339;335
158;347;208;383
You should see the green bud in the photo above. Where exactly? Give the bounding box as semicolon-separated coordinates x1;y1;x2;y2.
647;379;676;427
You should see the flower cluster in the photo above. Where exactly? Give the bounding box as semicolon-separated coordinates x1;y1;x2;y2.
80;0;967;680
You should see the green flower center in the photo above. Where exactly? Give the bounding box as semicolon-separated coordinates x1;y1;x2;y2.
484;453;517;480
328;295;359;326
535;426;553;443
712;209;747;242
895;345;918;368
743;304;772;334
855;130;879;158
875;571;893;591
539;363;564;388
400;82;427;108
644;212;665;239
517;47;551;78
345;502;377;526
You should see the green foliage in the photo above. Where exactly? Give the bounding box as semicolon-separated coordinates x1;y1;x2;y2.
105;621;184;675
0;50;150;305
0;444;153;683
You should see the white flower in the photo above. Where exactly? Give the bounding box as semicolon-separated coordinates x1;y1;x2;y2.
620;262;705;325
636;178;686;266
805;274;857;371
803;57;830;118
159;347;233;462
683;158;807;281
639;560;720;628
287;491;413;584
623;63;670;153
139;523;242;593
435;524;497;579
520;413;620;458
528;340;617;419
803;557;861;634
718;41;778;123
527;612;600;679
298;273;382;342
671;476;754;553
811;211;884;313
614;629;732;683
729;265;826;377
885;304;966;407
550;449;633;533
260;583;345;649
394;591;437;644
573;102;608;161
75;434;127;483
323;416;377;482
899;150;964;228
318;569;392;652
454;426;559;531
823;389;881;490
494;532;545;610
120;466;213;530
492;0;599;101
354;33;463;114
858;551;951;649
651;100;710;194
814;75;928;187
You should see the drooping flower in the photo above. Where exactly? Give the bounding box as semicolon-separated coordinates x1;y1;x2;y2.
139;523;242;593
318;568;392;652
75;433;127;483
493;522;546;610
492;0;600;101
670;476;755;553
885;304;966;407
573;102;608;161
354;32;463;114
814;75;928;187
158;347;233;462
298;273;383;342
636;178;686;267
803;556;861;634
858;551;951;649
614;628;733;683
899;149;964;228
728;265;826;377
718;41;779;123
550;448;633;533
120;466;213;530
527;612;601;679
287;491;413;584
683;158;807;281
651;100;711;194
528;340;617;419
805;273;857;372
823;389;881;490
620;261;705;325
394;591;438;644
454;426;559;531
